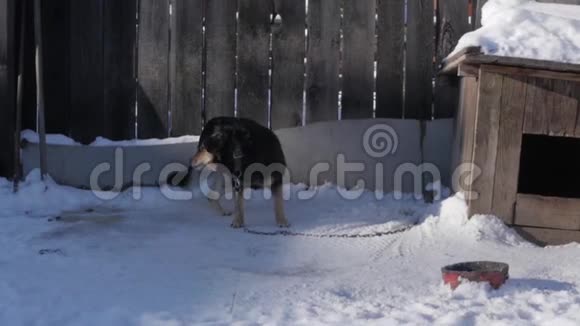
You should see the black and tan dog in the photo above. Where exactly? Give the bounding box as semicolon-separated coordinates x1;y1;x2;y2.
188;117;290;228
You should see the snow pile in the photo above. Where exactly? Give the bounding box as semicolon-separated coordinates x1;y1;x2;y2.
451;0;580;64
21;129;198;147
2;171;580;324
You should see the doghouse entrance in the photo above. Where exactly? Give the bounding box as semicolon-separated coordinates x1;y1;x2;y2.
518;134;580;198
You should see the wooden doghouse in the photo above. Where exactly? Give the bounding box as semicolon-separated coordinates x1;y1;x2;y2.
443;47;580;245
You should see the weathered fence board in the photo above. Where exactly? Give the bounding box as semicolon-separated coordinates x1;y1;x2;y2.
137;0;170;138
40;0;67;134
341;0;376;119
104;0;137;140
236;0;271;126
0;0;15;178
376;0;404;118
305;0;340;123
435;0;471;118
406;0;434;120
271;0;306;129
205;0;236;121
170;0;203;136
69;0;105;144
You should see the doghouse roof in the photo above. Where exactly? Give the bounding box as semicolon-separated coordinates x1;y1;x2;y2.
440;46;580;81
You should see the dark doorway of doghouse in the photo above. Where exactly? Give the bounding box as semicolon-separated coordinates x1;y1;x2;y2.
518;134;580;199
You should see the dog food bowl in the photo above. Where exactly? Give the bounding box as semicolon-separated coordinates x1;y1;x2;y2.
442;261;509;289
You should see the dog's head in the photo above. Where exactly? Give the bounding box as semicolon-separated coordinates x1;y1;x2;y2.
192;118;246;171
191;123;225;171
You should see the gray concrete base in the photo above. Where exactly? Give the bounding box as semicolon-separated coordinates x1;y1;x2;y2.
22;118;454;194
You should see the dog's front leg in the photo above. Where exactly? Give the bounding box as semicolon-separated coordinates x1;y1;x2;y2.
272;184;289;227
231;189;245;228
207;173;232;216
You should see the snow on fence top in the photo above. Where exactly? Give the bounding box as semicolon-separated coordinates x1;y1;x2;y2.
451;0;580;64
21;130;199;147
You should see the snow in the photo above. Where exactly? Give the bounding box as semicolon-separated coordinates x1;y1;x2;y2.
21;130;199;147
450;0;580;64
2;170;580;325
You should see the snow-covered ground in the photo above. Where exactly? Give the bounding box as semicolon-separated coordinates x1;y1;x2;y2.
451;0;580;64
1;171;580;325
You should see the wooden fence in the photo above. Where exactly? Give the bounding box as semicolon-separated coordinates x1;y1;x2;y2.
2;0;478;178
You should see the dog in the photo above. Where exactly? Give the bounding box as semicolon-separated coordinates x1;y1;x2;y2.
183;117;290;228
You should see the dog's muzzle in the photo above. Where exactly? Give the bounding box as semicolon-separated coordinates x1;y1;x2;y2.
191;149;215;170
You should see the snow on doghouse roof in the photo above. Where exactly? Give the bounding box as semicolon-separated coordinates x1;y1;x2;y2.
450;0;580;64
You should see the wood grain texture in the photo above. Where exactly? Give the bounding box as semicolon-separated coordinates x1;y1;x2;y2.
341;0;375;119
405;0;434;120
443;49;580;76
515;194;580;230
549;80;578;137
104;0;136;140
270;0;305;129
205;0;236;121
305;0;340;124
170;0;203;136
38;0;65;133
69;0;104;144
469;70;503;216
0;0;16;178
137;0;170;138
468;64;580;83
523;77;553;135
492;75;527;224
450;77;478;197
376;0;404;118
514;226;580;246
434;0;471;119
236;0;271;126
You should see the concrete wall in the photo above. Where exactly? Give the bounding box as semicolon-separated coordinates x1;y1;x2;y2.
22;118;454;193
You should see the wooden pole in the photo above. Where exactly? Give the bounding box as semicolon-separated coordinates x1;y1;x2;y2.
34;0;47;180
13;0;26;192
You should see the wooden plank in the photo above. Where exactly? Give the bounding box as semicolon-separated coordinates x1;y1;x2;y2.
469;64;580;83
442;49;580;76
236;0;271;126
341;0;375;119
515;194;580;230
450;76;478;194
305;0;340;124
0;0;16;178
523;77;553;135
40;0;68;134
270;0;305;129
514;226;580;246
549;80;578;137
375;0;404;118
137;0;170;138
434;0;471;119
492;76;527;224
69;0;105;144
170;0;203;136
468;70;503;216
405;0;434;120
204;0;236;121
104;0;137;140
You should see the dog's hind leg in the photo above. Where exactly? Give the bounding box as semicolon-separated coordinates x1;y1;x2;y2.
231;190;245;228
272;184;289;228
